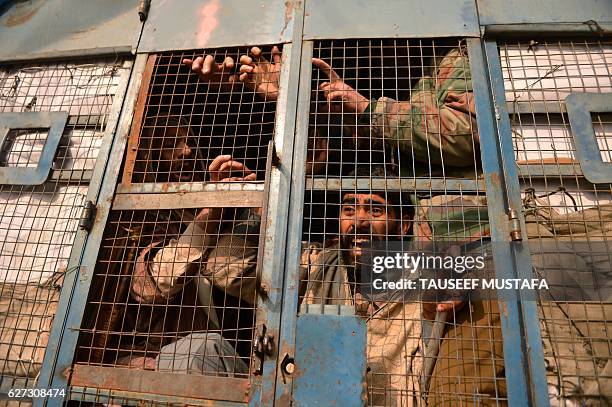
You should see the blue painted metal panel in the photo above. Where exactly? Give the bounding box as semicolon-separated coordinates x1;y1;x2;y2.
0;111;67;185
477;0;612;25
467;38;535;407
293;314;367;406
273;40;313;405
0;0;142;62
566;93;612;184
304;0;480;39
482;39;551;407
139;0;294;53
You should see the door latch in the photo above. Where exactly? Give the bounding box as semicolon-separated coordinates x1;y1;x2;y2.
253;324;274;375
508;208;522;241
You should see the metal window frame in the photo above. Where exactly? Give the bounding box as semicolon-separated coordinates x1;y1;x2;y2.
274;33;544;407
35;42;301;407
0;58;132;403
0;111;68;185
484;27;612;407
34;57;137;407
565;92;612;183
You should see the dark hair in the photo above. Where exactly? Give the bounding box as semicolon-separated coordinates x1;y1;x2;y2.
346;165;415;221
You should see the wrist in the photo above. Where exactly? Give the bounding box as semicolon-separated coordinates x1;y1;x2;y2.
357;99;377;124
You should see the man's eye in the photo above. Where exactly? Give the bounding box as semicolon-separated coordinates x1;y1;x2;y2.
342;206;355;214
371;207;384;216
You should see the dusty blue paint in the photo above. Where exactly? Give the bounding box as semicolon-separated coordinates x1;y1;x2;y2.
482;39;551;407
477;0;612;25
467;38;536;407
566;93;612;184
304;0;479;39
293;314;367;406
0;111;67;185
0;0;142;62
272;40;314;405
139;0;293;53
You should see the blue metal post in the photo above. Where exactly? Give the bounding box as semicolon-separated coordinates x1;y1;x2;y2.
250;2;307;405
483;39;551;407
467;38;538;407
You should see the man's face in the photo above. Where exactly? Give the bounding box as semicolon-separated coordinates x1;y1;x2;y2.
339;193;401;266
158;126;195;182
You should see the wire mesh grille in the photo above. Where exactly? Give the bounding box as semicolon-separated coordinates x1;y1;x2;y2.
500;39;612;406
0;59;125;390
125;47;281;184
593;113;612;163
76;208;259;379
74;46;282;387
1;129;47;168
300;39;504;406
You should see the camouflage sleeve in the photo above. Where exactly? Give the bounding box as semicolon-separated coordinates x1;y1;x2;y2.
362;48;478;167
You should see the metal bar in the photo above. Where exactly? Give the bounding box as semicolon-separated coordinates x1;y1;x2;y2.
253;3;306;404
305;177;485;192
122;54;157;185
112;190;265;210
69;386;247;407
49;169;94;183
483;39;551;407
467;38;534;407
517;164;583;178
507;101;567;114
484;23;612;38
0;47;134;64
116;181;265;194
273;40;313;406
70;365;250;403
66;114;108;128
37;56;145;407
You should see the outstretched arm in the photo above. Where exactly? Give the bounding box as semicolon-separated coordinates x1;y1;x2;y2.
130;155;256;303
313;49;478;167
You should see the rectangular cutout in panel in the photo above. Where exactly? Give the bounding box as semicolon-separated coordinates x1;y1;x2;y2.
0;111;68;185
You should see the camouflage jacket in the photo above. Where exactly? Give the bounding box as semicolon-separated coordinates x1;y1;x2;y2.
362;47;478;168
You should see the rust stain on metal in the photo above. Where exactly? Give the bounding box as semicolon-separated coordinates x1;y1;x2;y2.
280;0;294;37
71;365;250;403
277;392;293;406
501;301;509;318
196;0;220;48
122;54;157;185
3;0;45;27
490;172;501;188
62;366;72;379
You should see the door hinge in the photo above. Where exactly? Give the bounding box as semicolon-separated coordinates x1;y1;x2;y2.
79;200;96;232
508;208;522;241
